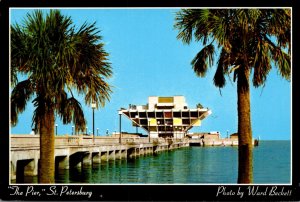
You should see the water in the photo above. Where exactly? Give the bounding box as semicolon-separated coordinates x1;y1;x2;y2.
19;140;291;184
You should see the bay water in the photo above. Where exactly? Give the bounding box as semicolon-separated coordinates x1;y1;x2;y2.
19;140;291;184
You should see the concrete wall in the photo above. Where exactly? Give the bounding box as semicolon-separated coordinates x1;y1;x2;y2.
173;95;186;109
148;96;158;110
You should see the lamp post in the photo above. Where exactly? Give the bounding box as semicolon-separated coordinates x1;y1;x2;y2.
106;129;109;136
119;111;122;144
55;124;58;136
97;128;99;136
148;120;151;143
72;126;74;136
157;121;160;138
227;130;229;139
91;102;96;144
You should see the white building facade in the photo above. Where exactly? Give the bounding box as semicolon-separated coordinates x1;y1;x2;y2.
119;96;211;138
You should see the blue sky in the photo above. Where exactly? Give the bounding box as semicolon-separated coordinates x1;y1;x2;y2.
10;8;291;140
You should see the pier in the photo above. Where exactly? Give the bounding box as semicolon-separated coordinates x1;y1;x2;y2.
10;134;189;181
10;133;258;182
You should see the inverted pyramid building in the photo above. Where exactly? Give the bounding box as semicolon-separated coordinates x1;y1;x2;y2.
119;96;211;138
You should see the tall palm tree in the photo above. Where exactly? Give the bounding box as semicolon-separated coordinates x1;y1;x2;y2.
11;10;113;183
174;9;290;183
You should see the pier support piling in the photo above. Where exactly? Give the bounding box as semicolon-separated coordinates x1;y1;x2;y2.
56;156;70;170
92;153;101;164
82;152;92;167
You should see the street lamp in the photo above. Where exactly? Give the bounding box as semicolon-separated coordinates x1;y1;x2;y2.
227;130;229;139
106;129;109;136
91;101;96;144
55;124;58;136
119;111;122;143
157;121;160;138
97;128;99;136
72;126;74;136
148;120;151;143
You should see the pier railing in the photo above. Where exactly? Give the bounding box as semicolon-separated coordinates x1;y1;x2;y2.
10;134;182;148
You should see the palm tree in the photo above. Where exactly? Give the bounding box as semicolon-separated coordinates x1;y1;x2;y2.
11;10;113;183
196;103;203;109
174;9;290;183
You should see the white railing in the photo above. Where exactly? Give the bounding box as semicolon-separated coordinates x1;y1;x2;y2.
10;135;180;148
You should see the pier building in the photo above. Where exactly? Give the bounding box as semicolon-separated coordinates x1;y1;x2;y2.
119;96;212;139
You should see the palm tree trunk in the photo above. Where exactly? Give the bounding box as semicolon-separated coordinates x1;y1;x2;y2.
38;108;55;183
237;67;253;183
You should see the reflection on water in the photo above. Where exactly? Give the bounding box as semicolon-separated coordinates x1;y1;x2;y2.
13;141;291;184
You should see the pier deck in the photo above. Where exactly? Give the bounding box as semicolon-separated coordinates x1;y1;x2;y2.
10;134;258;181
10;134;189;181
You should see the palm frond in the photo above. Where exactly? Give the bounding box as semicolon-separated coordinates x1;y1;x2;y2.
175;9;206;44
209;10;232;51
191;44;215;77
69;22;113;106
58;97;86;132
11;66;19;88
11;79;34;126
251;39;271;87
213;61;226;88
274;50;290;81
213;48;230;88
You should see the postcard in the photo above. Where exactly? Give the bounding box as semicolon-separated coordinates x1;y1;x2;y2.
1;1;298;201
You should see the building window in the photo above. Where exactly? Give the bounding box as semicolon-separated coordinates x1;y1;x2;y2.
158;97;174;103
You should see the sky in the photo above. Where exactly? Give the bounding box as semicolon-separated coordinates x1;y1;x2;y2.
10;8;291;140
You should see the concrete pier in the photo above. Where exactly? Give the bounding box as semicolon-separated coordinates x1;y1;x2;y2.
10;135;190;181
108;150;115;161
11;134;254;182
92;153;101;164
82;152;92;167
100;151;109;161
56;156;69;169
